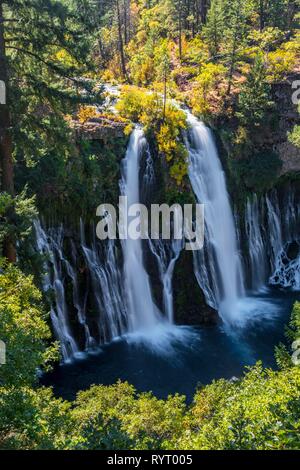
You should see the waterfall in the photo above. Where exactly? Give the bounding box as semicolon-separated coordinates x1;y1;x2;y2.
142;142;182;323
149;237;182;322
270;242;300;290
34;220;79;362
34;218;127;362
80;220;127;343
244;187;300;292
63;241;94;351
268;189;300;290
266;192;283;269
34;126;187;362
120;127;162;330
284;189;297;241
34;107;300;360
142;143;155;200
185;113;245;324
245;195;268;290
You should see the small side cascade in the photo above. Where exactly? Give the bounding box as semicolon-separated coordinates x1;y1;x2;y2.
34;220;79;362
142;143;155;200
142;144;183;323
270;241;300;290
266;191;283;270
244;187;300;292
34;218;127;362
62;240;94;351
80;219;127;343
269;189;300;290
245;194;268;290
149;237;183;323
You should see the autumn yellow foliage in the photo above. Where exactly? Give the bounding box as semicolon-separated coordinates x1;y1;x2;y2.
116;86;188;185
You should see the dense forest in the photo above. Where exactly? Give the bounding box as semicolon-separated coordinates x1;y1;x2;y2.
0;0;300;451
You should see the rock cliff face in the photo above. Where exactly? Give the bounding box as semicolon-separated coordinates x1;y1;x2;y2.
71;116;127;141
173;250;218;326
272;72;300;176
277;140;300;175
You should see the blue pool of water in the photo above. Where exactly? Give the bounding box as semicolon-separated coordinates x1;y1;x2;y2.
42;288;299;403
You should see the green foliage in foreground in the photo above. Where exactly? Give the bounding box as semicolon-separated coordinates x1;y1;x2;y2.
0;264;299;450
1;364;299;450
0;263;58;387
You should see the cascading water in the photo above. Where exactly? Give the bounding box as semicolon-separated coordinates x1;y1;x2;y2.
63;241;94;351
244;188;300;292
142;143;155;200
120;127;162;330
269;189;300;290
34;220;79;362
80;220;127;343
270;242;300;290
266;191;283;268
141;142;183;323
34;125;190;362
185;112;245;324
245;195;268;290
34;217;128;361
35;101;300;363
149;237;182;323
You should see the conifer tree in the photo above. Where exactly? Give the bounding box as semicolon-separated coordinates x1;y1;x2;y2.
204;0;224;58
237;54;273;127
0;0;100;261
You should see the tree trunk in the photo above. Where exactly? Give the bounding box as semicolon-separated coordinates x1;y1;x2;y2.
226;7;240;96
226;28;238;96
127;0;131;42
259;0;265;31
0;2;16;262
286;0;297;30
195;0;200;30
178;2;182;62
200;0;208;24
116;0;127;79
163;72;167;122
123;0;128;45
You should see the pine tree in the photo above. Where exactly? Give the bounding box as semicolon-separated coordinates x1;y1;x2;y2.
155;40;171;120
204;0;224;58
237;54;274;127
254;0;299;31
0;0;100;261
223;0;251;95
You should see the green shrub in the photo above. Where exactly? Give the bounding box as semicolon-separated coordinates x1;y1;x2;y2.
230;149;282;192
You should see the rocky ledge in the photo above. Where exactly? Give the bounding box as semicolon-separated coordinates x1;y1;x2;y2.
71;117;127;142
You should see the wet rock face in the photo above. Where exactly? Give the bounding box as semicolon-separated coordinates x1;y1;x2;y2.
71;117;127;142
272;72;300;176
173;249;219;326
277;140;300;175
287;240;300;261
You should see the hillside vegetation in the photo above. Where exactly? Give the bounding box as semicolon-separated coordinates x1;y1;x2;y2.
0;0;299;450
